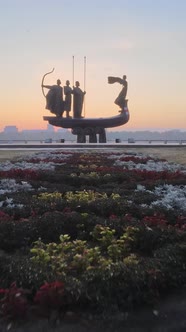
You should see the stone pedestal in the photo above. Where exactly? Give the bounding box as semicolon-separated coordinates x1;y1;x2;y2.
71;127;106;143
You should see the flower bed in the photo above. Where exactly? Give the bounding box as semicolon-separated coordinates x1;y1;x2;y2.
0;149;186;321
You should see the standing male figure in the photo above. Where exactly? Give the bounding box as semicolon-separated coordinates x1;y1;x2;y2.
72;81;86;118
64;80;72;118
42;79;64;117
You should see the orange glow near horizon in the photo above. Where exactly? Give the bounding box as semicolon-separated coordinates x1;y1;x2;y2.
1;94;186;132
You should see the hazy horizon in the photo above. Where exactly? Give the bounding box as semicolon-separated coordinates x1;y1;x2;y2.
1;125;186;134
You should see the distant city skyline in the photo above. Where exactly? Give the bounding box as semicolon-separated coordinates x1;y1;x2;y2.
1;124;186;135
1;124;186;134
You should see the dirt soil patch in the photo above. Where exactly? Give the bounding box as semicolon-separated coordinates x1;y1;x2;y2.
0;150;38;162
129;147;186;166
0;147;186;165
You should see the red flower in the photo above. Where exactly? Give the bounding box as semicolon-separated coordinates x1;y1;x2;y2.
0;289;7;295
0;210;11;222
0;282;28;319
124;213;133;222
109;214;118;219
142;214;167;227
63;207;72;214
34;281;65;310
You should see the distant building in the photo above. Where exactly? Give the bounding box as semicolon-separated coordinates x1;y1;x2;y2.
57;128;68;133
47;124;54;131
3;126;18;133
22;129;47;134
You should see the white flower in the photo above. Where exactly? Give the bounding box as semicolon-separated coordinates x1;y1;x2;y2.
136;184;146;191
111;152;186;173
150;184;186;212
0;179;33;194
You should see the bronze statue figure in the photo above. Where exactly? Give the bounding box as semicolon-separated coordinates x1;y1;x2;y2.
72;81;86;118
64;80;73;118
108;75;128;110
41;79;64;117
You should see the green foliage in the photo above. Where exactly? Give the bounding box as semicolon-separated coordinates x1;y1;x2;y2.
30;225;143;287
37;192;63;202
65;190;107;203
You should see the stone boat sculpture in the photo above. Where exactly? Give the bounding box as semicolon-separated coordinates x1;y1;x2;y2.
42;72;130;143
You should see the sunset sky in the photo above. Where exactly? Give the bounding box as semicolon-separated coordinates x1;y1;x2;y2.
0;0;186;131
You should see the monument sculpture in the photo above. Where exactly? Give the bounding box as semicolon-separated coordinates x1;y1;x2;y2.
42;66;129;143
64;80;72;118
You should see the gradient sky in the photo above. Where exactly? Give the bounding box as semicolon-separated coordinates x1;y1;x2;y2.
0;0;186;131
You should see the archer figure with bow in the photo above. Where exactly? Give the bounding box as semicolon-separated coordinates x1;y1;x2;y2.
41;68;64;117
